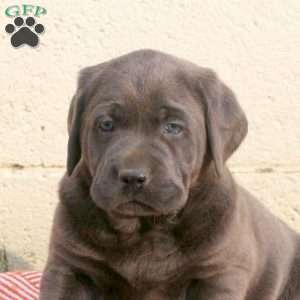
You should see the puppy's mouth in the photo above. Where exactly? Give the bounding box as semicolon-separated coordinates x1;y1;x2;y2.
113;200;161;217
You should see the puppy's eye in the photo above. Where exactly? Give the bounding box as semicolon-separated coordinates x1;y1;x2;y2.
98;119;114;132
163;122;183;135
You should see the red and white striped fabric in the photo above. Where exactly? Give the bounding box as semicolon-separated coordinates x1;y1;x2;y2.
0;272;41;300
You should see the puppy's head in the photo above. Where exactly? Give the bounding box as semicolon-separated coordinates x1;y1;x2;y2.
66;49;247;219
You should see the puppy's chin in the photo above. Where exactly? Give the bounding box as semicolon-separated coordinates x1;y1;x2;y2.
105;202;164;235
106;211;141;235
113;201;162;217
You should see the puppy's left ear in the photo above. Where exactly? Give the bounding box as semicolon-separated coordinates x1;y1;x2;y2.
198;69;248;177
67;88;85;176
66;62;108;176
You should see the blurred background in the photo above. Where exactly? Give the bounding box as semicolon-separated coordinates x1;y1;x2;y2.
0;0;299;271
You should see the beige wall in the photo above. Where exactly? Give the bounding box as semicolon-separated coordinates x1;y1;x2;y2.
0;0;299;271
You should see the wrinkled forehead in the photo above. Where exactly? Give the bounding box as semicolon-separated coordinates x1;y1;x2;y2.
86;66;201;119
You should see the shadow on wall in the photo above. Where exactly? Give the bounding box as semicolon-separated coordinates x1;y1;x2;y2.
0;246;34;272
0;244;8;272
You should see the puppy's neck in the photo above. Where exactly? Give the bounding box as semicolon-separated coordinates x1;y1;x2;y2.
174;164;238;252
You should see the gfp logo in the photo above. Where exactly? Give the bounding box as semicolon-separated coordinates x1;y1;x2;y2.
4;5;47;48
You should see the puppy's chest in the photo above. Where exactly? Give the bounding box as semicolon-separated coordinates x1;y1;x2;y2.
108;238;185;285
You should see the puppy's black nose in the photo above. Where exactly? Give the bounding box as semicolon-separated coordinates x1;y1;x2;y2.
119;169;147;190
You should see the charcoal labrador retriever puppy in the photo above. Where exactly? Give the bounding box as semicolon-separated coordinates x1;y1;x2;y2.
40;49;300;300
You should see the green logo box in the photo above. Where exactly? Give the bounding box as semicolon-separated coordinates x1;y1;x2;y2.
5;4;47;18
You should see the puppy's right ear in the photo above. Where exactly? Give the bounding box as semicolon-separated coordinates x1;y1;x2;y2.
197;69;248;177
67;88;85;176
